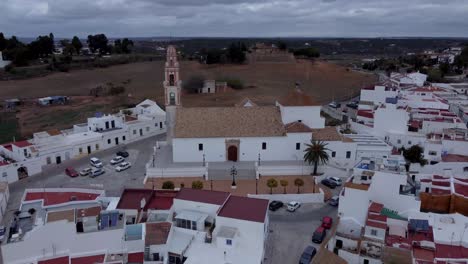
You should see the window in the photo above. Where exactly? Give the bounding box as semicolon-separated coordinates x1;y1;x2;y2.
107;139;111;144
262;142;267;150
371;229;377;236
192;221;197;230
363;259;369;264
397;139;401;144
226;239;232;246
296;143;300;150
95;144;99;150
429;151;437;156
2;172;7;178
198;144;203;151
332;151;336;158
408;141;412;145
133;130;136;135
361;175;368;181
146;127;150;132
78;147;83;154
346;151;351;159
298;120;302;123
159;122;163;129
122;136;126;141
23;149;28;157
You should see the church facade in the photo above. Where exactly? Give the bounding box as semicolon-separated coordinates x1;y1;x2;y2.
164;46;357;165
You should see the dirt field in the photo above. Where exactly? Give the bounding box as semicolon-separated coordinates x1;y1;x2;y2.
0;59;376;139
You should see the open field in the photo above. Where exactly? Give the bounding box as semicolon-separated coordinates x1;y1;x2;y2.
0;59;376;140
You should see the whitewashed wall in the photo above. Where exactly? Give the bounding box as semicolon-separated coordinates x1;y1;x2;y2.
360;86;398;105
277;104;325;129
247;192;324;203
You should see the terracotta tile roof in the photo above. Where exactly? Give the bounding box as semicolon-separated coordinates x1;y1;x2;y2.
24;191;100;207
175;106;286;138
277;88;320;106
344;182;369;191
285;122;312;133
125;115;138;122
47;209;75;223
368;213;387;222
435;244;468;259
127;252;144;263
366;220;387;229
176;188;230;205
46;129;62;136
71;254;105;264
369;202;384;213
12;140;32;148
218;196;268;223
311;127;342;141
442;154;468;162
117;189;177;211
145;222;172;245
38;256;69;264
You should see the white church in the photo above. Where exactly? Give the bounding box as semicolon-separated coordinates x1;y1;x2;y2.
162;46;357;165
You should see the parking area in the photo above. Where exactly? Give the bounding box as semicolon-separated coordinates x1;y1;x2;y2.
1;135;163;232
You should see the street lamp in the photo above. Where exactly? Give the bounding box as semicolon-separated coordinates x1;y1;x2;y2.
230;165;237;188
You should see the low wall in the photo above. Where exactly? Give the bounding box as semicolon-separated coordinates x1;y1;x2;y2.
257;165;316;176
144;166;208;184
247;190;324;203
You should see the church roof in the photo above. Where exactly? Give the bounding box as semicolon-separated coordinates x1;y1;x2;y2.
277;88;320;107
175;106;286;138
285;122;312;133
311;127;354;142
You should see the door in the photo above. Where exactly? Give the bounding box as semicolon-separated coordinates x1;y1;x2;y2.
56;156;62;164
227;146;238;162
139;129;143;136
115;137;119;145
87;146;91;154
111;120;115;128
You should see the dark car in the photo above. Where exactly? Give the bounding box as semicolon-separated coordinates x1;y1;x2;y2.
269;201;284;211
299;245;317;264
116;150;129;158
321;178;337;189
312;227;327;244
346;101;358;109
65;167;79;178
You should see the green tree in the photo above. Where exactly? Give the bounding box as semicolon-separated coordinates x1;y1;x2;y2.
266;178;278;194
304;140;329;175
162;181;175;189
439;62;450;77
427;68;443;82
280;179;288;194
183;75;205;93
0;32;6;51
294;178;304;194
227;42;246;64
277;41;287;50
192;180;204;190
293;47;320;58
87;34;109;54
71;36;83;55
403;145;427;166
121;38;134;53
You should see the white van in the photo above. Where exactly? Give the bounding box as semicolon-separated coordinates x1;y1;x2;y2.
90;157;103;168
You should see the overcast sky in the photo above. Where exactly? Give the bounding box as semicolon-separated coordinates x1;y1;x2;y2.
1;0;468;38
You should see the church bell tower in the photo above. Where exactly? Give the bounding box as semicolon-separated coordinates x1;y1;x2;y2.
164;45;182;106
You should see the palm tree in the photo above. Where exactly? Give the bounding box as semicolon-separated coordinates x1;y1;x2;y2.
303;140;330;175
280;179;288;194
294;178;304;194
266;178;278;194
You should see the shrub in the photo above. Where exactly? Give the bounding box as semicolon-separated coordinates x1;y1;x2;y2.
217;77;244;90
192;180;204;190
162;181;175;189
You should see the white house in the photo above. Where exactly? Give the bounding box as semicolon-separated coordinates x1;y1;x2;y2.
0;51;11;69
390;72;427;88
360;85;398;105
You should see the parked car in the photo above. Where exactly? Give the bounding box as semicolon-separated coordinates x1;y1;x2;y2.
329;196;339;206
346;101;358;109
327;176;342;186
90;157;103;168
312;226;327;244
321;178;337;189
110;156;125;165
328;101;341;108
115;162;131;172
321;216;333;229
116;150;129;158
90;168;105;178
65;167;79;177
269;201;284;211
287;201;301;212
0;226;6;242
299;245;317;264
79;167;92;176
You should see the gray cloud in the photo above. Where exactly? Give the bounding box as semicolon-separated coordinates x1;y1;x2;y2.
0;0;467;37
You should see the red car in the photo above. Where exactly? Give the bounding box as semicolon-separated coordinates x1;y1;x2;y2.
321;216;333;229
65;167;79;177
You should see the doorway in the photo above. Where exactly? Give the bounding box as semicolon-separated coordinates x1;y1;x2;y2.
227;146;238;162
17;166;28;179
87;146;91;154
115;137;119;145
139;129;143;136
56;156;62;164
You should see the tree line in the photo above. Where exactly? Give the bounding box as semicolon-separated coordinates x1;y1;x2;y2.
0;32;134;67
200;42;247;64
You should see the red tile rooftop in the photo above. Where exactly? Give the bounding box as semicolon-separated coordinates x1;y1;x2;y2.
218;196;268;223
24;191;100;206
357;110;374;119
38;256;69;264
455;178;468;183
71;254;105;264
454;183;468;197
146;222;172;245
369;202;384;213
442;154;468;162
127;252;144;263
435;244;468;259
431;181;450;187
75;206;102;218
12;140;32;148
366;220;387;230
413;247;435;262
0;160;10;167
176;188;230;205
116;189;177;211
430;188;451;195
368;213;387;222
